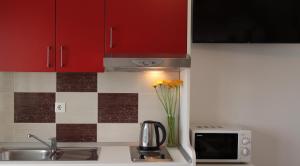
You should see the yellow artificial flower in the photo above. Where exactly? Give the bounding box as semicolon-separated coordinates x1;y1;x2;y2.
163;80;172;87
153;80;183;89
152;80;164;88
173;80;183;87
152;79;183;147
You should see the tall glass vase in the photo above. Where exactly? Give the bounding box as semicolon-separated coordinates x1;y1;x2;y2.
167;114;177;147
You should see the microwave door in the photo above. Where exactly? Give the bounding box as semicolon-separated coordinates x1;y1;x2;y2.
195;133;238;160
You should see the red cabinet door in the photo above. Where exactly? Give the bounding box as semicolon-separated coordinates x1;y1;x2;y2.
56;0;104;72
0;0;55;71
105;0;187;58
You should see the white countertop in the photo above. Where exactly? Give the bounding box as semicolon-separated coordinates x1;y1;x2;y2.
0;143;191;166
197;164;254;166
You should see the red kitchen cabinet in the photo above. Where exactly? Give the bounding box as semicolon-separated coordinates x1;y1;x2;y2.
105;0;187;58
56;0;105;72
0;0;55;72
0;0;104;72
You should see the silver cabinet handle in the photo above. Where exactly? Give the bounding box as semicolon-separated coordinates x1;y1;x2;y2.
47;46;51;68
60;46;64;68
110;27;113;48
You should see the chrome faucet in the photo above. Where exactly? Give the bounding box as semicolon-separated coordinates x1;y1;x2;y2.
27;134;57;154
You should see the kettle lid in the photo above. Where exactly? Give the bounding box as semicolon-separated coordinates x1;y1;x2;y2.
143;120;158;124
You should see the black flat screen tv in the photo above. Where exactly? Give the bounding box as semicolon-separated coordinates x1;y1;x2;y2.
192;0;300;43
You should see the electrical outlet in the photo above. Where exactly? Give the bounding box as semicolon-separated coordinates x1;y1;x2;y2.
55;102;66;113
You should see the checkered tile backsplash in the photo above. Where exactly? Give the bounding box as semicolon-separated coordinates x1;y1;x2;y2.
0;72;179;142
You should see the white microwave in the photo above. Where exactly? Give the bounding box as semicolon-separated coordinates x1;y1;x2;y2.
190;124;251;163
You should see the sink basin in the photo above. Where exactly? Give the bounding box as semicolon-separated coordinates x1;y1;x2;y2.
0;149;50;161
55;147;99;161
0;147;98;161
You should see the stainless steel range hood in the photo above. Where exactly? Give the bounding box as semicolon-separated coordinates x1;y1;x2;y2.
104;56;191;72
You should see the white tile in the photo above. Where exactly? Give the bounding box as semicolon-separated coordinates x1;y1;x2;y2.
56;92;97;123
98;71;180;94
14;72;56;92
0;125;9;142
0;126;5;141
0;92;13;111
98;72;140;93
139;94;168;126
0;72;13;92
97;124;140;142
11;123;56;142
0;92;13;142
0;73;13;133
0;124;13;142
0;109;14;124
138;71;180;93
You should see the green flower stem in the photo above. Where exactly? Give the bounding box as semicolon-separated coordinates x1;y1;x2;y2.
155;88;168;114
173;87;179;116
167;115;176;146
154;83;180;147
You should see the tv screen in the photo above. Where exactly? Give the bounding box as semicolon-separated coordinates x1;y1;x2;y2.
192;0;300;43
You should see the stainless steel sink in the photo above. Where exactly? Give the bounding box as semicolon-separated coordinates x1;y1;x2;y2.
55;147;99;161
0;147;98;161
0;149;50;161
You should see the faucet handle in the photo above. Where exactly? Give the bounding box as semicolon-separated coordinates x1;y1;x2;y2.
27;133;33;138
49;137;56;141
49;137;57;145
49;137;57;144
49;137;57;152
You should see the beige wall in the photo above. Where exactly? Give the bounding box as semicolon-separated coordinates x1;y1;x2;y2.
190;44;300;166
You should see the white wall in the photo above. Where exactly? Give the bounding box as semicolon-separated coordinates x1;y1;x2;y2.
190;44;300;166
